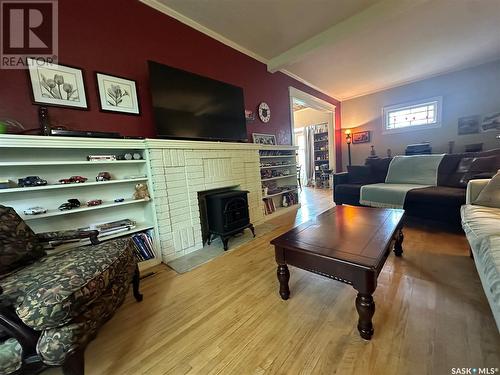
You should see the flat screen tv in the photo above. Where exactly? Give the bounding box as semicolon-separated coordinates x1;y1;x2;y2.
148;61;247;142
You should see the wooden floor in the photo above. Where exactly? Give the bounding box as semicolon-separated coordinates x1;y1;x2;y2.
47;188;500;375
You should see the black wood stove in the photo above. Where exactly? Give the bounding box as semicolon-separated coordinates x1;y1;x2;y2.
205;190;255;251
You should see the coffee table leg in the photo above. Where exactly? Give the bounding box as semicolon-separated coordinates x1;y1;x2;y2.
355;293;375;340
394;228;404;257
277;264;290;300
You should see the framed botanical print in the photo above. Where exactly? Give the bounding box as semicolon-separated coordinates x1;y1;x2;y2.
27;58;88;109
96;72;140;115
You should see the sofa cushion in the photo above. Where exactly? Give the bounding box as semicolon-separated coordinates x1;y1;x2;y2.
460;155;499;186
438;149;500;188
346;166;375;184
461;205;500;246
335;183;362;197
365;158;392;183
473;170;500;208
0;338;22;374
0;237;136;330
405;186;466;207
385;154;444;185
37;260;134;366
0;206;45;277
473;235;500;330
438;153;471;187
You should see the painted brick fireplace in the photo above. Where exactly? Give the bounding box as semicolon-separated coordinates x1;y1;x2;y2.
147;140;263;262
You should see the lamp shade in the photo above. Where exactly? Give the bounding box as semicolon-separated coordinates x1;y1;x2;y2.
345;129;352;135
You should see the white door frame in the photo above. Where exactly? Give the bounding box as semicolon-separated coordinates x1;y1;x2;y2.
288;86;336;171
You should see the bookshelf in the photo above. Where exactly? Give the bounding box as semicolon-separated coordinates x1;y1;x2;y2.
313;123;333;188
0;135;160;272
259;145;300;219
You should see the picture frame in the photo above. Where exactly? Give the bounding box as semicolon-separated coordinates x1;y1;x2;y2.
480;111;500;132
457;115;480;135
27;57;88;109
352;130;370;144
96;72;140;115
252;133;276;145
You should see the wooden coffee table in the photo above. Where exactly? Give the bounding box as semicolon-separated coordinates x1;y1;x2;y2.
270;205;404;340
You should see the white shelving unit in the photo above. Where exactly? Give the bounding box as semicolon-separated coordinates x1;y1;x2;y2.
259;145;300;220
0;135;161;272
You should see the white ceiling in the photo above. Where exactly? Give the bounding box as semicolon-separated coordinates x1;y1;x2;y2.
143;0;500;100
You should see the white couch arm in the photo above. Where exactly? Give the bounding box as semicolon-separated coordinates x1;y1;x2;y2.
466;179;491;204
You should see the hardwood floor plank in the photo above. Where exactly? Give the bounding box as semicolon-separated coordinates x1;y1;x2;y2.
43;188;500;375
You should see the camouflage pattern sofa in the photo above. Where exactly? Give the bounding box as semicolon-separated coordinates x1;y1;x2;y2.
0;206;143;375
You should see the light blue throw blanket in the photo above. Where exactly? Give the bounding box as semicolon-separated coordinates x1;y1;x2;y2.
360;154;444;209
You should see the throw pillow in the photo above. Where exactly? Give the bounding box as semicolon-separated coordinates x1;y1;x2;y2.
347;165;375;184
0;206;45;277
473;170;500;208
459;155;498;186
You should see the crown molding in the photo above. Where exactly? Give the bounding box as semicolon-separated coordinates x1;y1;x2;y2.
139;0;341;102
139;0;268;64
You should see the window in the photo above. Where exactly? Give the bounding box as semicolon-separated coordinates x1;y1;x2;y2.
383;97;442;133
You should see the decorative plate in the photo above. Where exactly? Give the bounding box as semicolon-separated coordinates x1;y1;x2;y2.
258;102;271;123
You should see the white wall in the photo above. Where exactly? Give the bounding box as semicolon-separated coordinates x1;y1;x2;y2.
341;60;500;169
293;108;330;129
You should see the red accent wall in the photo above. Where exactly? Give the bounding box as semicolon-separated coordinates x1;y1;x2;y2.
0;0;342;169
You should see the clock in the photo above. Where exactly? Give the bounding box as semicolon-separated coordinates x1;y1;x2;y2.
258;102;271;123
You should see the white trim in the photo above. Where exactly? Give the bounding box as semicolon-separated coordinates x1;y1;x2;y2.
282;69;336;100
139;0;268;64
382;96;443;135
289;87;336;172
289;87;336;112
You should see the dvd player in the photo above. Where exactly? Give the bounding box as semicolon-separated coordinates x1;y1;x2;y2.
50;129;121;138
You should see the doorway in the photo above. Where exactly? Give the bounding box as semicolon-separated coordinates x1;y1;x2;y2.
289;87;336;189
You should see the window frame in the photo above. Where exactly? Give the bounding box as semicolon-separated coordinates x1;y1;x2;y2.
382;96;442;134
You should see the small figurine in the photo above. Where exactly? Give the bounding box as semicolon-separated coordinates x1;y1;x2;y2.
24;206;47;215
87;199;103;206
59;176;87;184
114;198;125;203
387;148;392;158
370;145;377;157
58;199;81;211
96;172;111;182
282;195;288;207
18;176;47;187
133;183;150;201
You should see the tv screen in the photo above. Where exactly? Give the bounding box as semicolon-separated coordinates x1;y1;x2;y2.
148;61;247;142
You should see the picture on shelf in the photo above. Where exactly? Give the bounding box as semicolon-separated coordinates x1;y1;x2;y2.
27;58;88;109
352;131;370;144
252;133;276;145
96;72;140;115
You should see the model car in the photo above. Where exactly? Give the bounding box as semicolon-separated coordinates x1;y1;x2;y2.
96;172;111;182
18;176;47;187
23;206;47;215
59;176;88;184
58;199;81;211
87;199;103;206
114;198;125;203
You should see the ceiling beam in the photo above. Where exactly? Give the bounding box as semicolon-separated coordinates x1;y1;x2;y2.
267;0;430;73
